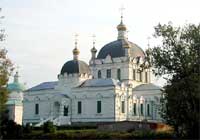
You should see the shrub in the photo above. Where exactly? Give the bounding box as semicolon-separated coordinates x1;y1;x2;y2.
42;121;56;133
0;119;23;139
23;123;33;133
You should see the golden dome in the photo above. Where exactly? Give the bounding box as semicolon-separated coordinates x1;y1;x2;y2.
91;47;97;53
117;22;127;31
73;47;80;55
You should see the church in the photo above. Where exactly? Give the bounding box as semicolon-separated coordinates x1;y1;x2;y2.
7;16;162;126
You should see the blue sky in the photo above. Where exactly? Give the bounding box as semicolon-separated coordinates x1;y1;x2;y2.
1;0;200;88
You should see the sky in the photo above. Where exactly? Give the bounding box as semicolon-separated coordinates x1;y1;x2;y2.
1;0;200;88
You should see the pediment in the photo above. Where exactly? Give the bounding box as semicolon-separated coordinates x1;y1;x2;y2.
104;54;113;63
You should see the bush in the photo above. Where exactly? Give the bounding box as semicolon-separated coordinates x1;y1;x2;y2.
42;121;56;133
23;123;33;133
0;119;23;139
57;125;97;130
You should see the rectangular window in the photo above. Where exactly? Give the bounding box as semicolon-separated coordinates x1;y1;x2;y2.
145;72;148;83
133;103;137;115
64;106;68;116
121;101;125;113
133;69;136;80
35;103;39;115
140;104;143;115
147;104;150;116
97;101;101;113
117;69;121;80
78;101;82;114
106;69;111;78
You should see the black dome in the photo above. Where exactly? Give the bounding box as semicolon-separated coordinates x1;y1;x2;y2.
61;60;90;75
97;40;145;59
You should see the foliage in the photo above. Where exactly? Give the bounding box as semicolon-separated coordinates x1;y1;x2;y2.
22;129;173;139
0;8;13;119
146;23;200;138
23;123;33;133
57;124;97;130
42;121;56;133
0;119;23;139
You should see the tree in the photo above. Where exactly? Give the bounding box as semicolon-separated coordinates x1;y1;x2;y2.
0;8;13;119
146;23;200;138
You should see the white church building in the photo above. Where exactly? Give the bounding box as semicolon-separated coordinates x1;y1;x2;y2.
9;17;162;126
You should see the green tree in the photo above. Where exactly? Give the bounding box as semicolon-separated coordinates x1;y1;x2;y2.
146;23;200;138
0;8;13;118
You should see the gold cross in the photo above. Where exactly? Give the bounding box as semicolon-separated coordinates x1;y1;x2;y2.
75;33;79;42
119;5;125;20
147;36;151;48
74;33;79;47
92;34;96;47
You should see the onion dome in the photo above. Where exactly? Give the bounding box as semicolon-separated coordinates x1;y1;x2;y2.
91;47;97;53
117;21;127;31
73;47;80;55
97;14;145;59
61;36;90;75
7;72;25;92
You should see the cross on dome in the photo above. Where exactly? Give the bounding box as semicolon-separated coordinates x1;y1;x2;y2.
91;34;97;54
119;5;125;23
92;34;96;47
73;33;80;60
117;6;127;40
74;33;79;48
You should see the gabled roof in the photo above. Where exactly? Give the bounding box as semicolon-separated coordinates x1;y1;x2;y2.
78;78;121;88
26;81;58;92
133;83;162;91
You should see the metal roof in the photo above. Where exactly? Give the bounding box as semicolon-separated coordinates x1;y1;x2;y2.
26;81;58;92
7;82;26;92
79;78;121;87
97;39;145;59
133;83;162;91
60;60;90;75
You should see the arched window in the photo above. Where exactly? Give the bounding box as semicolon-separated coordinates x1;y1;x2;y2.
98;70;101;78
133;69;136;80
147;104;150;116
64;106;68;116
121;101;125;113
106;69;111;78
139;71;142;82
140;104;143;115
117;69;121;80
78;101;82;114
35;103;39;115
145;72;148;83
97;101;101;113
133;103;137;115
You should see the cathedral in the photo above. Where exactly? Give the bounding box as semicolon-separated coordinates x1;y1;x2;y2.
7;17;162;126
